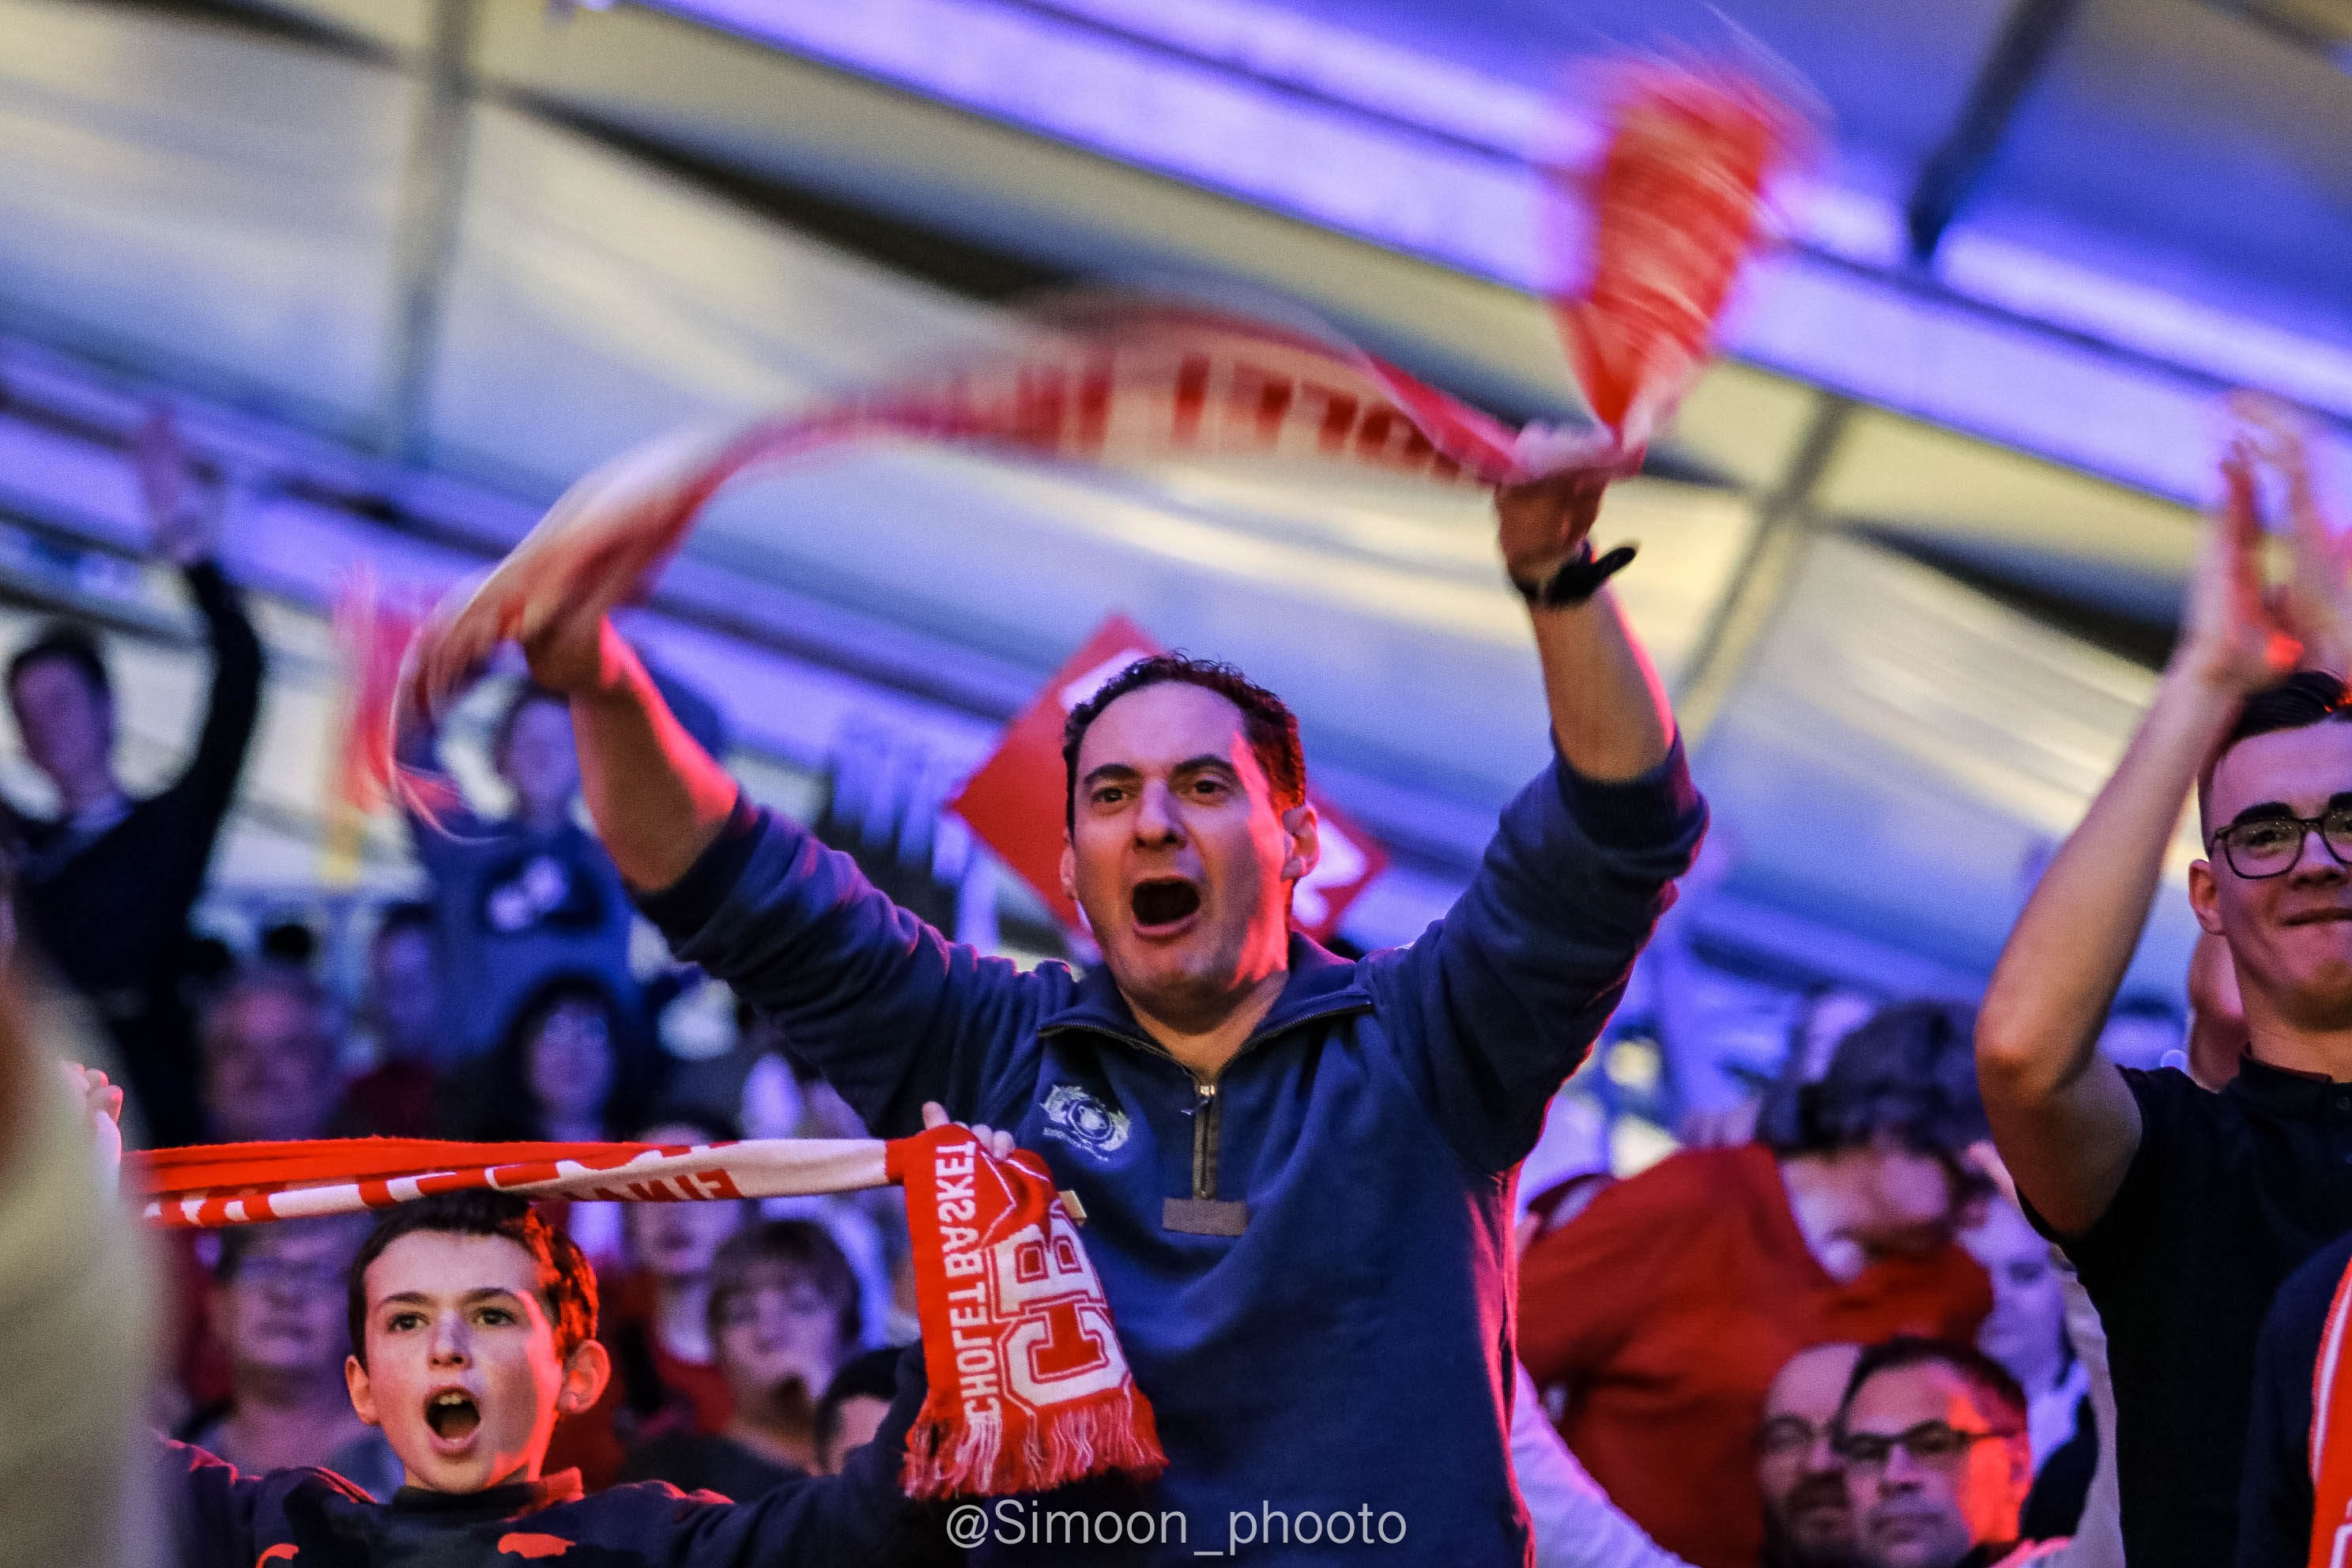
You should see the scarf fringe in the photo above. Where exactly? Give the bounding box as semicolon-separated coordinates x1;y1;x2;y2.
903;1387;1167;1500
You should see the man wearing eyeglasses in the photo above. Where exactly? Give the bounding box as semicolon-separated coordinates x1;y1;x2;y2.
1976;427;2352;1568
1831;1338;2057;1568
1757;1343;1865;1568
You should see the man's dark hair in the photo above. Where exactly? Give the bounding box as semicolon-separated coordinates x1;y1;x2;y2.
706;1219;861;1351
346;1191;597;1367
816;1347;902;1465
1758;1000;1988;1167
1837;1335;2027;1435
7;624;110;701
2199;669;2352;835
1060;654;1305;827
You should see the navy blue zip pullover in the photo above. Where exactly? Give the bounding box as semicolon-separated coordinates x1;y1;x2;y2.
639;741;1706;1565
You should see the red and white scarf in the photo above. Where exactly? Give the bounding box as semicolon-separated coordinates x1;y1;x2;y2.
126;1129;1162;1498
369;61;1807;812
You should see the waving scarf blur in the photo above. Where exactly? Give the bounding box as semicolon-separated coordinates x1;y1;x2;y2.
363;61;1807;816
126;1129;1162;1498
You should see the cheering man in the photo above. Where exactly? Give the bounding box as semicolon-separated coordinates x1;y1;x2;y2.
503;447;1702;1562
1975;429;2352;1568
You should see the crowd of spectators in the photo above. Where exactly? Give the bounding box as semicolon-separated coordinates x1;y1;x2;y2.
10;407;2346;1568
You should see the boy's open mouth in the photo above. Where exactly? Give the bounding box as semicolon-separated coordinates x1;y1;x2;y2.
1130;878;1201;930
425;1389;481;1442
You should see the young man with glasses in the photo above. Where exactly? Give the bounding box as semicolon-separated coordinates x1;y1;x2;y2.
1977;430;2352;1568
1831;1338;2056;1568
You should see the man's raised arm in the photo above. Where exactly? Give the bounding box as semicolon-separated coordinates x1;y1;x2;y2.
1499;473;1676;782
1976;446;2287;1237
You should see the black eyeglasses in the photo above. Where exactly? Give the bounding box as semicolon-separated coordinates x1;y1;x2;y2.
2211;804;2352;879
1834;1420;2014;1471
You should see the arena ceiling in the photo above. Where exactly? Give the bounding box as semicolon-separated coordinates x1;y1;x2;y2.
7;0;2346;996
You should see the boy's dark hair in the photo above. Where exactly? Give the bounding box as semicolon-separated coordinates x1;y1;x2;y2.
1758;1000;1988;1167
1060;654;1305;827
2199;670;2352;835
8;624;110;701
1837;1334;2027;1434
706;1219;861;1350
346;1191;597;1366
816;1347;903;1464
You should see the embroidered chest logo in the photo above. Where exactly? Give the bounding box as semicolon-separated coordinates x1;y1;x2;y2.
1041;1084;1130;1159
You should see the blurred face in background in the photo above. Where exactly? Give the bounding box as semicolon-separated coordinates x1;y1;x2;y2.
217;1220;366;1393
526;997;613;1133
371;923;439;1061
624;1121;744;1285
9;657;113;800
1961;1199;2067;1397
205;981;339;1144
1756;1342;1863;1568
1838;1134;1967;1258
713;1262;852;1413
496;696;580;824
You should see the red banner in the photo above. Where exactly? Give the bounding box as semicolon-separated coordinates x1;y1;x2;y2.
949;615;1387;945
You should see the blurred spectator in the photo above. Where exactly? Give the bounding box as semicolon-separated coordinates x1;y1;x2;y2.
1757;1343;1864;1568
2094;996;2184;1075
401;680;638;1068
814;1349;899;1476
1832;1338;2041;1567
201;967;349;1145
342;902;439;1138
452;971;656;1144
1961;1200;2092;1535
545;1110;744;1488
1520;1003;1995;1568
178;1216;400;1499
616;1220;861;1494
2184;929;2247;1090
1688;984;1879;1152
4;409;262;1147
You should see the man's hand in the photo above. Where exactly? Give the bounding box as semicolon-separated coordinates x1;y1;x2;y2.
135;405;217;568
2176;432;2302;695
2236;398;2352;677
921;1101;1016;1160
1494;469;1616;584
60;1061;122;1193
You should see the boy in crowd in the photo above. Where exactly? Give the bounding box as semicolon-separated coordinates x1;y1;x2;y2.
165;1187;954;1567
620;1219;863;1496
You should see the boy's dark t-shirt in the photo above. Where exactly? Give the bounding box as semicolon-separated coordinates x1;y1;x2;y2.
164;1344;949;1567
2022;1061;2352;1568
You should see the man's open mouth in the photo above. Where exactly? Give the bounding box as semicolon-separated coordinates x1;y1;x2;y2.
1130;878;1201;930
425;1389;481;1442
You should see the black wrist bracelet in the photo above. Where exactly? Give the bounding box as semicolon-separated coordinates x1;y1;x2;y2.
1511;541;1638;609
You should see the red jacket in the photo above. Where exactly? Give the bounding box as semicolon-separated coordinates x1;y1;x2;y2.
1517;1144;1992;1568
